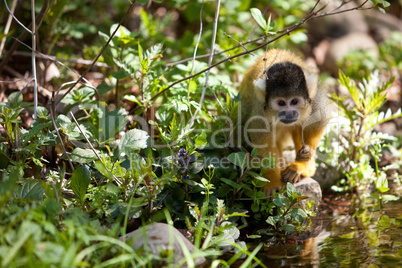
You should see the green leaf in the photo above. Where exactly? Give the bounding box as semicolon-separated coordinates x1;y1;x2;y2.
36;106;49;119
97;84;114;95
123;95;141;105
375;173;389;193
25;122;50;142
251;202;259;213
266;216;277;227
378;215;391;229
290;31;308;45
111;69;129;79
7;91;23;109
273;194;289;207
286;182;296;197
195;132;207;149
70;148;98;163
56;114;72;130
280;224;294;232
71;165;91;204
381;194;399;202
15;181;45;200
250;8;267;31
290;208;308;221
43;198;62;217
221;178;242;189
94;161;114;182
247;171;269;182
228;152;247;170
340;231;355;239
119;129;149;154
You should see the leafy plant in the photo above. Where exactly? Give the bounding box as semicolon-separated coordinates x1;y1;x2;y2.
265;183;310;234
325;71;401;199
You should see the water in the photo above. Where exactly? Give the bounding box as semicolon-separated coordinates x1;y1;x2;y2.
246;195;402;267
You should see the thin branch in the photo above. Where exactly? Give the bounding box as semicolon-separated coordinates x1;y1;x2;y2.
69;111;122;186
55;1;136;105
3;0;32;34
247;0;273;42
311;0;371;19
0;0;17;57
146;0;376;106
146;11;314;106
32;0;38;119
0;0;51;74
50;92;75;171
187;0;204;103
223;32;255;56
4;39;96;91
11;50;110;68
189;0;221;127
165;0;372;68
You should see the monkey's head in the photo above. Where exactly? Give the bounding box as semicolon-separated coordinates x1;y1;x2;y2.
254;61;316;125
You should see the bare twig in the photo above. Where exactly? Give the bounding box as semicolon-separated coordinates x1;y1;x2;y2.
50;92;75;171
69;111;122;186
247;0;273;42
11;50;110;68
4;39;96;91
311;0;371;19
145;0;376;107
55;2;136;105
165;0;373;68
223;32;255;56
31;0;38;119
187;0;204;103
0;0;17;57
0;0;51;74
3;0;32;34
189;0;221;127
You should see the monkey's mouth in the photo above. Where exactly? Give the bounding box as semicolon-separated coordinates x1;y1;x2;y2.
279;118;298;124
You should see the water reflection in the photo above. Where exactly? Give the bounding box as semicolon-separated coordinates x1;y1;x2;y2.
248;196;402;267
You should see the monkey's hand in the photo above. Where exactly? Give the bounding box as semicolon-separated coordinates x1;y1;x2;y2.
261;169;283;196
282;145;315;183
295;145;312;161
281;162;304;184
281;159;316;184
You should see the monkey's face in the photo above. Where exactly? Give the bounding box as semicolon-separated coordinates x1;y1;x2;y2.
270;96;306;124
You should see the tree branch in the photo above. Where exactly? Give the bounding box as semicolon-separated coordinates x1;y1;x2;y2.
145;0;376;107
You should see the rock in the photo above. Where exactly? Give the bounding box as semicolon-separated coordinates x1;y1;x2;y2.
283;150;328;206
323;32;379;76
295;177;322;210
308;1;368;41
314;163;341;191
122;222;206;267
364;9;402;43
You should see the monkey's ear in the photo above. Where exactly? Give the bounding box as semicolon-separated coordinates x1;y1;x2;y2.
303;70;318;97
254;78;266;102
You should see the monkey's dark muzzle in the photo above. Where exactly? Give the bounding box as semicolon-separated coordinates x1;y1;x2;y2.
278;111;299;124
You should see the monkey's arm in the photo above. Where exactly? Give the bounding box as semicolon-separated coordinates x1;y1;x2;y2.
282;120;327;183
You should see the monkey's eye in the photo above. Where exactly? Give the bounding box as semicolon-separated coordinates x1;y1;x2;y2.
290;99;298;105
278;100;286;106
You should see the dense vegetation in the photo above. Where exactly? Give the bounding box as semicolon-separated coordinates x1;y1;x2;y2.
0;0;401;266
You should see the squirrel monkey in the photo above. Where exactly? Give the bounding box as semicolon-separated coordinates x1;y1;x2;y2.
239;49;329;195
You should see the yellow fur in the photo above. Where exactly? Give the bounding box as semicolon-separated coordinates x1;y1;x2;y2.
238;49;329;195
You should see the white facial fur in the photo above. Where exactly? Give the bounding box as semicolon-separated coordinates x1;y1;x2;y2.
270;96;305;111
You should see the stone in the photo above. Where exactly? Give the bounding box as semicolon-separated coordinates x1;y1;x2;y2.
308;1;368;39
122;222;206;267
323;32;379;76
295;177;322;210
364;9;402;43
314;163;341;191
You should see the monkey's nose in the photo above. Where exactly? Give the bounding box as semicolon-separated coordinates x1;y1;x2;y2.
279;111;299;124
